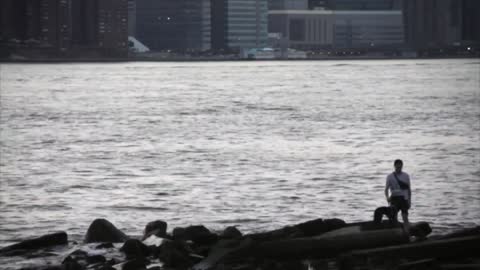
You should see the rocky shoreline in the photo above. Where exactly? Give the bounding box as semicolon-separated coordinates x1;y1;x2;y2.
1;217;479;270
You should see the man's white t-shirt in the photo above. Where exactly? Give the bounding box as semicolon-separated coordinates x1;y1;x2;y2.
386;172;411;201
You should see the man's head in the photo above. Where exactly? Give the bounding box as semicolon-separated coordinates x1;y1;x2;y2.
394;159;403;173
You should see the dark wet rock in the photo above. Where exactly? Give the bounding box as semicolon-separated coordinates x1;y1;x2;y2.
157;240;195;269
62;256;84;270
64;249;88;261
295;218;329;237
0;231;68;255
258;260;308;270
95;242;114;249
221;226;243;239
98;266;116;270
120;239;150;259
174;225;218;245
396;258;438;270
143;220;168;240
324;218;347;231
192;238;254;270
84;219;128;243
409;222;432;239
86;254;107;264
106;258;117;266
121;258;148;270
62;249;108;269
172;227;186;240
38;266;64;270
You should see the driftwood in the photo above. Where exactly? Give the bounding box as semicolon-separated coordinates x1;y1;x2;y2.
251;227;409;259
0;231;68;255
436;226;480;240
338;235;480;270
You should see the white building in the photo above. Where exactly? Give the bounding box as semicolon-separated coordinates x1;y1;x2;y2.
268;9;404;50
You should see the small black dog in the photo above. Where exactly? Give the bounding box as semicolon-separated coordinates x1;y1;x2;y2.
373;206;397;224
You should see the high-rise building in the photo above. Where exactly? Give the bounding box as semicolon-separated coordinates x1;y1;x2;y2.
71;0;98;46
268;0;308;10
128;0;136;37
136;0;211;52
97;0;129;53
269;10;404;50
0;0;70;50
71;0;128;55
461;0;480;44
402;0;479;51
1;0;128;57
211;0;268;51
334;11;404;48
327;0;402;10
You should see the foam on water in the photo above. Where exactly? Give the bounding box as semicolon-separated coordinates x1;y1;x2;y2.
0;59;479;248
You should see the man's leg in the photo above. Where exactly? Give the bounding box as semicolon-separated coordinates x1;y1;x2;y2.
388;206;398;224
401;209;410;232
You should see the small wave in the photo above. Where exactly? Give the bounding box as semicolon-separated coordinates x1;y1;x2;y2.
215;218;260;224
331;63;353;67
111;173;141;177
109;205;168;211
245;105;296;112
69;184;92;189
19;204;72;211
72;170;94;173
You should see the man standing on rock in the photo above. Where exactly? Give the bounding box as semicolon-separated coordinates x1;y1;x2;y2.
385;159;411;231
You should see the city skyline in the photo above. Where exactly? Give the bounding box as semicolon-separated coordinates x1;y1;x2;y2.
0;0;479;59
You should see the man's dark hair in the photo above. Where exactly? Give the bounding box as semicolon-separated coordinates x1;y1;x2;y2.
394;159;403;166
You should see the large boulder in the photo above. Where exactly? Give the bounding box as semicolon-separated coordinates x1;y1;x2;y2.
0;231;68;255
84;219;128;243
221;226;242;239
142;220;167;240
174;225;218;245
121;258;149;270
409;222;432;239
120;239;150;259
172;227;186;241
157;240;195;269
192;238;254;270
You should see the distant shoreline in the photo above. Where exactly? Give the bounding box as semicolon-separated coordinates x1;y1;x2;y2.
1;55;478;64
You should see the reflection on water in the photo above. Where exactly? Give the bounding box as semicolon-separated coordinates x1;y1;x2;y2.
0;59;479;247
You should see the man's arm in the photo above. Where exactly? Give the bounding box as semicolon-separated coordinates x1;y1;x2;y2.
385;178;390;203
408;187;412;208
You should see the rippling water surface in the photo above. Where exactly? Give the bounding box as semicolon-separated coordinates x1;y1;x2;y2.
1;59;479;247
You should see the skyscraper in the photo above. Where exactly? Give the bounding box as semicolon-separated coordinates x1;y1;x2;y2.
1;0;128;57
211;0;268;52
97;0;129;54
327;0;402;10
136;0;211;52
70;0;128;56
128;0;136;37
461;0;480;44
402;0;479;51
268;0;308;10
0;0;70;50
